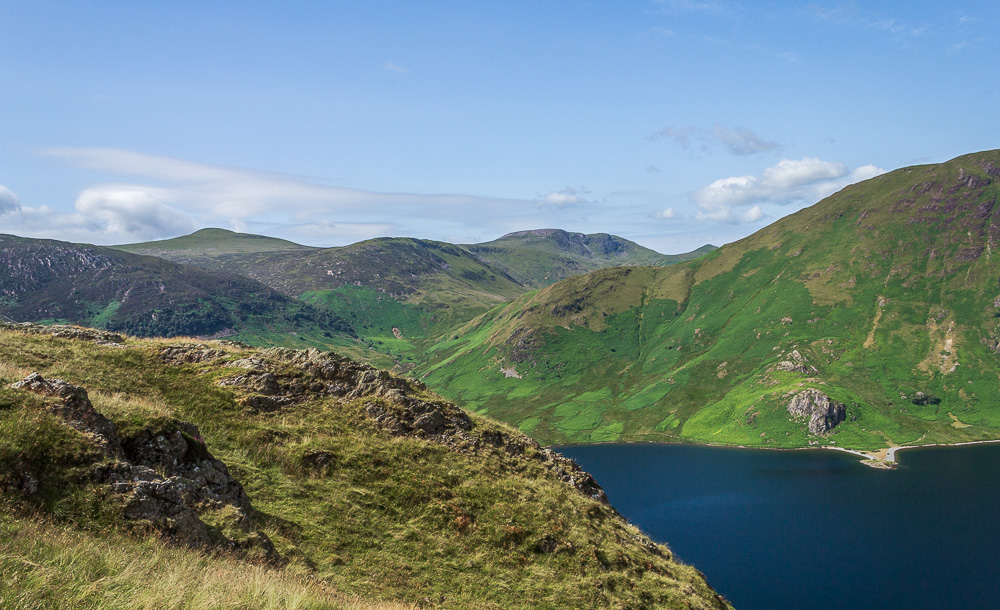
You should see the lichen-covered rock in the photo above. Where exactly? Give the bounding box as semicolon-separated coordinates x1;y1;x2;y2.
159;345;227;365
205;346;612;503
787;389;846;435
774;360;810;374
0;322;124;345
11;373;123;458
10;372;271;557
120;422;253;515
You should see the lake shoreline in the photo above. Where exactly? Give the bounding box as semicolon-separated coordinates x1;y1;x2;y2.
552;437;1000;468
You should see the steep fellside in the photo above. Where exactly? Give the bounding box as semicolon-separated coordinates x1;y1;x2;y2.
0;323;730;609
463;229;715;288
0;235;351;344
418;150;1000;452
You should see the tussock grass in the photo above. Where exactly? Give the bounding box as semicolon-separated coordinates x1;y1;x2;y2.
89;391;176;421
0;360;32;385
0;515;415;610
0;328;732;608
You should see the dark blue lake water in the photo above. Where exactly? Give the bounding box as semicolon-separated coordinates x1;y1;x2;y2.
559;443;1000;610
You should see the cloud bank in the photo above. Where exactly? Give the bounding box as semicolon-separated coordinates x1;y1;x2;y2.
693;158;885;224
6;147;599;245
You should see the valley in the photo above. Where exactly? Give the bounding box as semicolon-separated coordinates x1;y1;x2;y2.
5;150;1000;608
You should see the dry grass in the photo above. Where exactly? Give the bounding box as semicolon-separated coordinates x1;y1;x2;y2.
89;391;177;421
0;359;32;385
0;516;416;610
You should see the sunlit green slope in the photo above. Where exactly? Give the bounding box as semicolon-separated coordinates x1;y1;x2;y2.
418;150;1000;450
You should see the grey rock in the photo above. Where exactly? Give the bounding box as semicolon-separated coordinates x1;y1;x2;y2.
787;389;846;435
11;373;123;458
159;345;227;365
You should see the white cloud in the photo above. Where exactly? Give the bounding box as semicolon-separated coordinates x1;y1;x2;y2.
40;147;525;222
73;185;196;239
383;61;408;74
650;124;779;156
24;147;595;246
0;185;21;214
537;186;588;207
653;207;679;220
693;157;886;224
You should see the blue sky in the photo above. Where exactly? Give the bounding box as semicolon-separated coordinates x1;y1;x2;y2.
1;1;997;253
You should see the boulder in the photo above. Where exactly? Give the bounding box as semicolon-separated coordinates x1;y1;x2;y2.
787;389;846;435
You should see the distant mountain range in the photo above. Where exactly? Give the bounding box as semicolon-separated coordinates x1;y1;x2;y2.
113;229;712;360
0;234;350;342
415;150;1000;454
463;229;715;288
0;224;710;363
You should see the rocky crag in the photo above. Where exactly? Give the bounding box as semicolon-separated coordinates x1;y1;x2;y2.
9;371;276;558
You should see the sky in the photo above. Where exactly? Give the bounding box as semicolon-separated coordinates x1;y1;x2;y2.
1;1;998;253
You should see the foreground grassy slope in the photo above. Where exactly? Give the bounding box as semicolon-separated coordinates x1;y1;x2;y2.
418;150;1000;450
0;325;729;609
463;229;715;288
0;516;414;610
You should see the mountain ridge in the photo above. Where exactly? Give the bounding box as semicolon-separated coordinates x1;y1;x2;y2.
415;150;1000;453
0;234;351;344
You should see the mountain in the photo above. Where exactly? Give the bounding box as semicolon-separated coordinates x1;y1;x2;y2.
115;229;713;365
207;237;528;339
464;229;714;288
114;227;317;265
115;235;531;362
0;234;351;344
416;150;1000;453
0;322;730;609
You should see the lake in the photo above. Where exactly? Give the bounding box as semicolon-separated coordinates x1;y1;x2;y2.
559;442;1000;609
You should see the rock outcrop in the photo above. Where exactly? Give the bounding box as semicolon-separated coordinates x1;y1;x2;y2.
205;345;609;503
787;389;846;435
0;321;125;346
10;372;274;557
12;373;124;457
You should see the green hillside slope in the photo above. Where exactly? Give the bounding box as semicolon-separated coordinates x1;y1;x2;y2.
463;229;714;288
204;238;529;351
0;234;351;346
115;227;317;265
417;150;1000;453
0;323;730;609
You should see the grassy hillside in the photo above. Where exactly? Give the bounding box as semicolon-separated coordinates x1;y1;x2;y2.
0;324;730;609
115;227;317;265
196;238;530;360
417;150;1000;452
114;229;713;369
0;235;351;346
463;229;714;288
